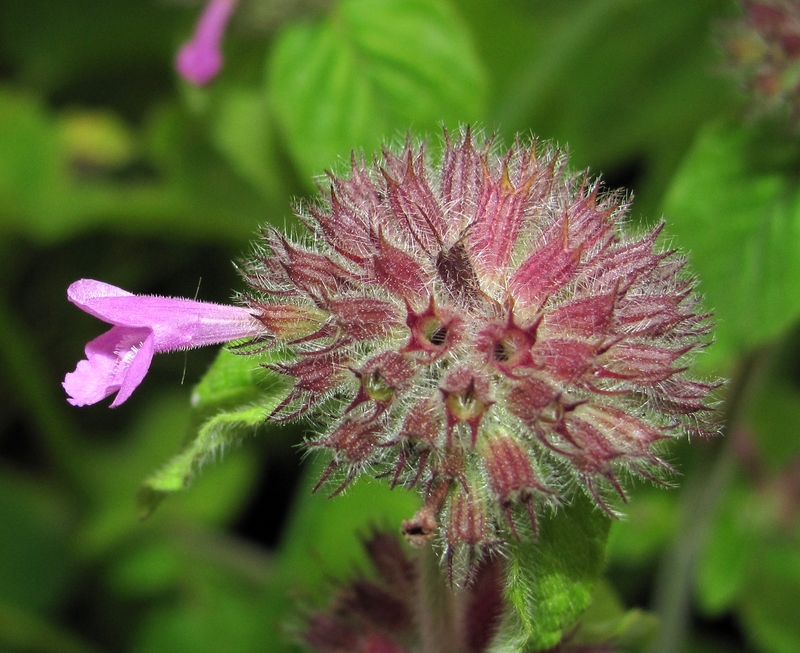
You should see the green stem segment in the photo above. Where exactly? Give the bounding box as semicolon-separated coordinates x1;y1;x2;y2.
649;351;765;653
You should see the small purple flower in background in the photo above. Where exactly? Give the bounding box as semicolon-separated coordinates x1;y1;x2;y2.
175;0;238;86
63;279;261;407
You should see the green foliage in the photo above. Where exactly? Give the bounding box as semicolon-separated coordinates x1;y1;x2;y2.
139;350;291;517
662;123;800;372
492;495;611;651
694;341;800;653
269;0;486;180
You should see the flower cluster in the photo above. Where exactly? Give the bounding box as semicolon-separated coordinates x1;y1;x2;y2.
240;129;717;574
63;129;716;576
722;0;800;119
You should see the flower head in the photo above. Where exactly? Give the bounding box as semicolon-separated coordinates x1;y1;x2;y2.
722;0;800;119
175;0;238;86
244;128;718;574
64;279;261;407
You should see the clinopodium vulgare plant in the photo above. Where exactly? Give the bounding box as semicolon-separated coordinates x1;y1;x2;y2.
66;129;717;578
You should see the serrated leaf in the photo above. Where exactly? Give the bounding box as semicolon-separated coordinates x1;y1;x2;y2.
491;494;611;652
268;0;486;180
661;122;800;372
138;350;291;517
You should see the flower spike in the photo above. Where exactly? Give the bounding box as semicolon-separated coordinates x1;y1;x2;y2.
240;128;720;578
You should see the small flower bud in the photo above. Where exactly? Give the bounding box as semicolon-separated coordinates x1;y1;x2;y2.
440;367;494;447
444;484;492;582
482;430;549;538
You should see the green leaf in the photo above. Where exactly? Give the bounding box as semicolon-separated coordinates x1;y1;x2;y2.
464;0;733;219
661;122;800;372
695;477;754;615
138;350;291;517
268;0;486;180
491;494;612;652
570;579;658;651
208;88;284;200
190;348;288;414
740;541;800;653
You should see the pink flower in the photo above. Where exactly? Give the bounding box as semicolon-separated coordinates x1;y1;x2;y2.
63;279;261;407
242;128;719;574
175;0;238;86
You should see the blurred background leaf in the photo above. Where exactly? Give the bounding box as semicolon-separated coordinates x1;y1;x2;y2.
268;0;487;181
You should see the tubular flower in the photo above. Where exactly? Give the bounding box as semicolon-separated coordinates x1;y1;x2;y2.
244;128;718;574
175;0;238;86
63;279;262;407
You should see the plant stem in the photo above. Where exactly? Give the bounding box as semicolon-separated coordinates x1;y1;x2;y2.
417;543;459;653
649;351;765;653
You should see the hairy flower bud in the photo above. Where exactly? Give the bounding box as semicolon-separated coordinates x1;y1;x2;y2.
243;128;718;573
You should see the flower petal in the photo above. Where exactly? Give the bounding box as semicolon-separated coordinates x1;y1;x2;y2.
174;0;237;86
111;330;156;407
63;326;153;407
